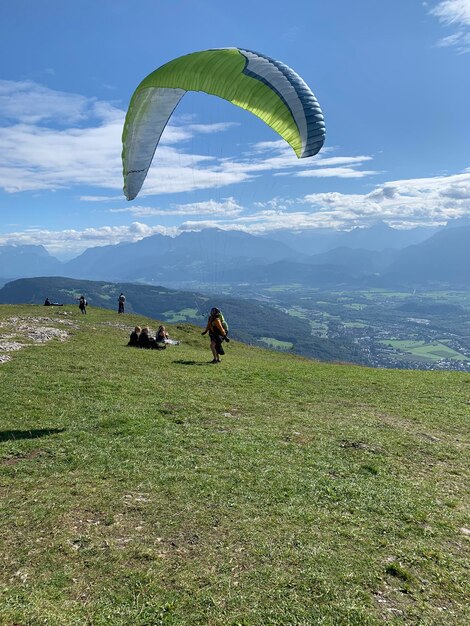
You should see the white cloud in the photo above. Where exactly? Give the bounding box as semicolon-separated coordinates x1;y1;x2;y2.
2;169;470;256
241;143;378;179
437;30;470;50
0;120;123;192
0;81;243;195
431;0;470;52
110;197;244;217
0;80;94;125
302;170;470;228
0;222;178;259
432;0;470;25
0;81;376;196
79;195;123;202
179;169;470;233
170;197;243;216
138;144;377;194
310;156;373;167
157;121;237;146
296;166;377;179
142;166;470;234
253;197;297;210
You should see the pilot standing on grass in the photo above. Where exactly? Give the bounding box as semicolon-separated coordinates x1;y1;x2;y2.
202;307;229;363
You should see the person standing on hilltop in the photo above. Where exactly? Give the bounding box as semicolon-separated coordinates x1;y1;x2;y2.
201;307;229;363
78;295;87;314
118;292;126;314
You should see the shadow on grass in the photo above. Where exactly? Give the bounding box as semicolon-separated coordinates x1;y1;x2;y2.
0;428;65;443
172;359;212;366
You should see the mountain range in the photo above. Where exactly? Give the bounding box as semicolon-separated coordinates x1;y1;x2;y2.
1;220;469;288
269;220;438;254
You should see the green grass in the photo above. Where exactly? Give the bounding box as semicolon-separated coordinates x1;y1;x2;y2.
1;305;469;625
258;337;294;350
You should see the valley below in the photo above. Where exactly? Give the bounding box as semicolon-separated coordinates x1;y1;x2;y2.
195;283;470;371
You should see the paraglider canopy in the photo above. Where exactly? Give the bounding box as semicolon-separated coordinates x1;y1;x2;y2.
122;48;326;200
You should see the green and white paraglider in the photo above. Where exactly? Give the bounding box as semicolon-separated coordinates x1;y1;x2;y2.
122;48;326;200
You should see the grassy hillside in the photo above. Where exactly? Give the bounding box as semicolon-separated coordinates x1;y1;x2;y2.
0;305;469;625
0;277;364;364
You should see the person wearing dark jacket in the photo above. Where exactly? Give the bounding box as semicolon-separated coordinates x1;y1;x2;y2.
138;327;165;350
79;296;87;314
128;326;141;346
118;293;126;314
44;297;63;306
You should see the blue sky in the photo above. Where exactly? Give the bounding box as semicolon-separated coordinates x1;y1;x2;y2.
0;0;469;258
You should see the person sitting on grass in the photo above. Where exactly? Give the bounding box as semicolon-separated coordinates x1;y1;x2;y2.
201;307;229;363
128;326;141;347
138;327;165;350
44;297;63;306
156;325;180;346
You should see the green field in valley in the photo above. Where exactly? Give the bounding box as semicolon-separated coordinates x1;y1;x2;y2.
258;337;294;350
0;305;469;625
382;340;470;363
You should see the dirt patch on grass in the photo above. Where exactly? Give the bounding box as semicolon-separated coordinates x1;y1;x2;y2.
1;449;43;466
0;315;77;365
339;439;382;454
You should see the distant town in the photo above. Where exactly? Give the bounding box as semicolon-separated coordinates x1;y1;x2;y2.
233;286;470;372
